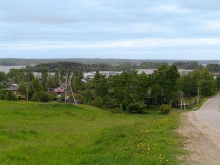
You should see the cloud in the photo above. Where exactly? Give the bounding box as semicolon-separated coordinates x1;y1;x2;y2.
205;20;220;30
2;15;80;24
149;4;192;13
1;38;220;51
181;0;220;11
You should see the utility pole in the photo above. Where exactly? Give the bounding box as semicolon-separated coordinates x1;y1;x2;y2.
65;73;77;105
197;87;200;107
181;99;182;110
26;72;29;102
65;74;67;104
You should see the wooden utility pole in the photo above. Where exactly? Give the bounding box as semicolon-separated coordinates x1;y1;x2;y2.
65;73;77;105
26;76;28;102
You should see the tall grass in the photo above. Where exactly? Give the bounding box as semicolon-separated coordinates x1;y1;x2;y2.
0;101;186;165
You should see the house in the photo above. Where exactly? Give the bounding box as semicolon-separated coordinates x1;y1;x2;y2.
5;85;26;99
54;88;65;95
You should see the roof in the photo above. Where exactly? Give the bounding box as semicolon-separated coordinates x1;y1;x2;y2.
54;88;65;93
5;86;19;91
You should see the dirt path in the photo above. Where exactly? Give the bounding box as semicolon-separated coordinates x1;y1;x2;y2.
177;113;220;165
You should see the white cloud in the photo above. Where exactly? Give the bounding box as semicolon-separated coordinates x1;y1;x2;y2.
93;23;169;34
1;38;220;50
149;4;192;13
205;20;220;30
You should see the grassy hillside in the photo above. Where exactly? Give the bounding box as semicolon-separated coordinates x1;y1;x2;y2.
0;101;186;165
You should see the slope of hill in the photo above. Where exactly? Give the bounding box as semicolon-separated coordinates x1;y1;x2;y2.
0;101;186;165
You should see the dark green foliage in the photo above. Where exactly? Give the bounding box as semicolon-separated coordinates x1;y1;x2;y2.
121;101;127;111
50;92;58;101
25;62;115;72
90;97;103;108
172;61;203;69
150;65;180;105
17;83;26;96
32;91;50;102
126;103;144;114
178;68;216;97
5;91;18;101
172;90;183;108
206;63;220;72
160;104;171;115
0;89;6;100
0;71;7;82
7;68;26;84
139;62;168;69
94;72;108;98
216;75;220;90
73;71;85;91
38;91;50;102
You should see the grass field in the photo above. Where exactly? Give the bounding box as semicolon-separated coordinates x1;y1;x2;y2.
0;101;186;165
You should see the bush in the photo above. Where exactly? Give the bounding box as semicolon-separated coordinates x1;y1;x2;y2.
5;91;18;101
50;92;58;101
126;103;144;114
32;91;50;102
90;97;103;108
121;101;127;111
160;104;171;115
110;108;124;114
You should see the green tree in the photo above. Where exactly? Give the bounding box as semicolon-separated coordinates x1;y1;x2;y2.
198;68;216;96
0;71;7;82
28;78;44;101
18;83;27;96
216;75;220;90
5;91;17;101
73;71;85;91
178;68;216;97
46;74;55;89
84;82;93;104
151;65;180;105
53;70;60;87
119;62;132;71
41;68;48;88
95;76;108;98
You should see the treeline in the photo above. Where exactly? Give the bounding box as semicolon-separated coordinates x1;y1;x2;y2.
171;61;203;69
25;61;204;73
206;64;220;73
1;58;220;66
26;62;117;72
1;64;219;114
0;62;16;66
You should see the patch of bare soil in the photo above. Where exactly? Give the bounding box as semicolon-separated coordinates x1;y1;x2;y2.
177;113;220;165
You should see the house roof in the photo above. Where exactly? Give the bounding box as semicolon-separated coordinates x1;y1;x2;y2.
54;88;65;93
5;86;19;91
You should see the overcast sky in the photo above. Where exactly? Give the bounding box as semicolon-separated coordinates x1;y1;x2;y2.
1;0;220;60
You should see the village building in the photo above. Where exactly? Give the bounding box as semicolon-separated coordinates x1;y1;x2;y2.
4;84;26;99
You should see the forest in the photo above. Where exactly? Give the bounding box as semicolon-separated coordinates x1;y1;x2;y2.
25;61;203;72
0;62;220;114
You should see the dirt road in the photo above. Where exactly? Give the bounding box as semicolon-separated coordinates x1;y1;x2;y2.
177;94;220;165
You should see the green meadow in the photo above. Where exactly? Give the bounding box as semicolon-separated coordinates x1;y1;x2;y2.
0;101;186;165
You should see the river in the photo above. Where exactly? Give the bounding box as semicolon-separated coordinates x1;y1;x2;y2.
0;66;26;73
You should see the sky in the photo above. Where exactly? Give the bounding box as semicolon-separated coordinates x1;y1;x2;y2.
1;0;220;60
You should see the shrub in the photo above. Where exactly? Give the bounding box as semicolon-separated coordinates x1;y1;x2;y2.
160;104;171;115
50;92;58;101
121;101;127;111
110;108;124;114
126;103;144;114
32;91;50;102
90;97;103;108
5;91;18;101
